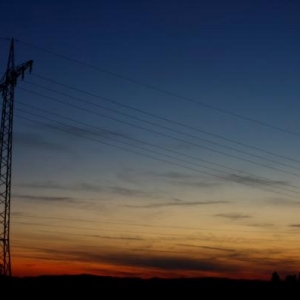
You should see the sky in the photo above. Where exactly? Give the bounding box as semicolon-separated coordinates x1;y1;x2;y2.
0;0;300;281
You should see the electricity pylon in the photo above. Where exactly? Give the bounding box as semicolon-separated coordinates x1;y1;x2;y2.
0;38;33;276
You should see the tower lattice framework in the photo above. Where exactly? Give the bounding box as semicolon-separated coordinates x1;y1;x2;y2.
0;38;33;276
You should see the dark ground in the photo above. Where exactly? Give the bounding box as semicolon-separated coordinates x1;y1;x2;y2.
1;274;300;290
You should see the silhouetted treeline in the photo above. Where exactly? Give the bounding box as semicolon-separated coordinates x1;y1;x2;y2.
1;272;300;289
271;271;300;286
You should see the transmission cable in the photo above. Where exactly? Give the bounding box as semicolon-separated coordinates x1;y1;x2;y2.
17;86;300;178
15;38;300;138
30;73;300;165
16;102;300;194
14;113;300;199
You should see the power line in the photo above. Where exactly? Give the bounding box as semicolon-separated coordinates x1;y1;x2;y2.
16;102;300;195
30;73;300;165
15;38;300;138
17;86;300;178
14;113;300;199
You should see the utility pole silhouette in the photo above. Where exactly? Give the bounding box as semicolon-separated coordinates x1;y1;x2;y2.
0;38;33;276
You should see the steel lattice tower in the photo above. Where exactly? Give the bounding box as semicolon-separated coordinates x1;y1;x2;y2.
0;38;33;276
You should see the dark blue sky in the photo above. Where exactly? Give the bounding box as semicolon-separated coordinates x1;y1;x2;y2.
2;0;298;132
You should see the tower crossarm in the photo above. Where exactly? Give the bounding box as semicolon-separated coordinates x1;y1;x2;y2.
0;60;33;91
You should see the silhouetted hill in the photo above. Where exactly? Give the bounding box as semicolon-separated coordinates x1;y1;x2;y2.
1;274;300;289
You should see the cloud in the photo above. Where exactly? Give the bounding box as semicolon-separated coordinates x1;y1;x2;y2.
76;183;103;193
17;243;300;278
14;132;70;152
174;180;220;188
11;211;29;217
155;171;218;188
16;181;100;192
108;186;153;198
288;224;300;228
177;243;236;253
214;213;252;220
88;235;144;241
125;199;230;208
36;248;235;273
153;171;196;180
104;255;222;272
16;181;66;190
13;194;75;203
224;174;289;187
117;168;218;189
41;123;133;142
266;198;300;206
39;246;291;276
15;180;154;198
244;222;275;229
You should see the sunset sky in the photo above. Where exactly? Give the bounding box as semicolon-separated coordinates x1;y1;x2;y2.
1;0;300;280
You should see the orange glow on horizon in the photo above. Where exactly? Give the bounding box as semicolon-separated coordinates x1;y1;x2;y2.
11;256;276;281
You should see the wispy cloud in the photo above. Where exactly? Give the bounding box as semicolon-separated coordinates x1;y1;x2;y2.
14;132;71;152
214;213;252;220
39;246;292;275
88;235;144;241
16;181;66;190
244;222;275;229
103;254;224;272
146;171;198;180
288;224;300;228
36;248;234;272
224;174;289;187
13;194;75;203
117;168;218;189
266;198;300;206
11;211;29;217
177;243;236;253
16;181;101;192
174;181;220;188
42;123;133;142
15;181;154;198
152;171;196;180
108;186;153;198
125;199;230;208
76;183;103;193
17;244;300;278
